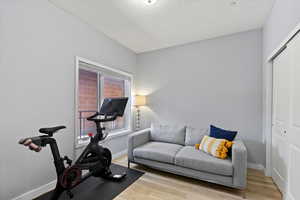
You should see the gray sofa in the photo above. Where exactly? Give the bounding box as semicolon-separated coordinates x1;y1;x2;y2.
128;125;247;191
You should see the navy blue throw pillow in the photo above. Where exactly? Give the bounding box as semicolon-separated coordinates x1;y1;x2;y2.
209;125;237;141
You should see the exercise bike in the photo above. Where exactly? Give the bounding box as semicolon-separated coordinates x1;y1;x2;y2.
19;97;129;200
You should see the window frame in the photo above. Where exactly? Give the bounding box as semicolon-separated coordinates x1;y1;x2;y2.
75;56;133;148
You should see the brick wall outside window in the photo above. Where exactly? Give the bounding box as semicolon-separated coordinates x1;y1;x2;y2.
78;69;98;132
78;69;126;136
103;77;125;98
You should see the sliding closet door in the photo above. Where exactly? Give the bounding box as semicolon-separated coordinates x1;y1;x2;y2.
286;33;300;200
272;32;300;200
272;46;291;193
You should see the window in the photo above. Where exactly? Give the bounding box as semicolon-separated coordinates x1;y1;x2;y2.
76;57;132;146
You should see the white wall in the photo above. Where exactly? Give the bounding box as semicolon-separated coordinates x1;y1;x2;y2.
136;30;264;166
263;0;300;59
0;0;136;199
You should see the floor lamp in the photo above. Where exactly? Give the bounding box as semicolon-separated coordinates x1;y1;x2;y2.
134;95;146;130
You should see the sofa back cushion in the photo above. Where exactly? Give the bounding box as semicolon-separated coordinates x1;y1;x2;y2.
209;125;237;141
185;127;208;146
150;124;186;145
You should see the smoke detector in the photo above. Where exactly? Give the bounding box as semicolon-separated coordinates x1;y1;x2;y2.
230;0;239;6
146;0;157;5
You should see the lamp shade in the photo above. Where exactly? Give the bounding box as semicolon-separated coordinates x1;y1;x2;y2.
134;95;146;106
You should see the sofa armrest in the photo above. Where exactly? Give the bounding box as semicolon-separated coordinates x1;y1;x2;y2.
128;129;151;162
232;140;247;189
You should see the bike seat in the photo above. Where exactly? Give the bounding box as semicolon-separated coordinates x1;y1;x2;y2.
39;126;66;136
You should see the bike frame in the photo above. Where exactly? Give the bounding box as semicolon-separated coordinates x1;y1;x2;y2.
43;113;117;199
19;98;128;200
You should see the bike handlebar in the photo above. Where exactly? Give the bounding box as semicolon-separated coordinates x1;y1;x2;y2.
86;112;118;123
86;112;100;121
19;136;42;152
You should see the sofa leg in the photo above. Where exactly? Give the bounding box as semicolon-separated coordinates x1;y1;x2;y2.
241;189;246;199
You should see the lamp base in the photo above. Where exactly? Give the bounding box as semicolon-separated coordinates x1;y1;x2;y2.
135;107;141;130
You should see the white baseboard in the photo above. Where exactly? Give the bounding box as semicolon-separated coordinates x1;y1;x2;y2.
11;150;128;200
264;168;272;177
284;193;292;200
247;162;265;171
112;149;127;159
11;180;56;200
272;168;286;194
284;193;295;200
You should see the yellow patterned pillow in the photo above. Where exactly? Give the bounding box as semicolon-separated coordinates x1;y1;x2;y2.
195;135;233;159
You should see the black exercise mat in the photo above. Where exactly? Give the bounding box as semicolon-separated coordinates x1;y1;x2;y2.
35;164;144;200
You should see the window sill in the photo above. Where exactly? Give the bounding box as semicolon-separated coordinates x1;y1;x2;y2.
75;129;132;149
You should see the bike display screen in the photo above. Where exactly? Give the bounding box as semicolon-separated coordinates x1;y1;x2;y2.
99;97;129;117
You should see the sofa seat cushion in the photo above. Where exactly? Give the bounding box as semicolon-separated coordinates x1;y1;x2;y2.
175;146;233;176
133;142;183;164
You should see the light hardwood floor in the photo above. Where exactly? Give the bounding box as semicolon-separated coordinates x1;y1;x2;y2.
113;156;282;200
